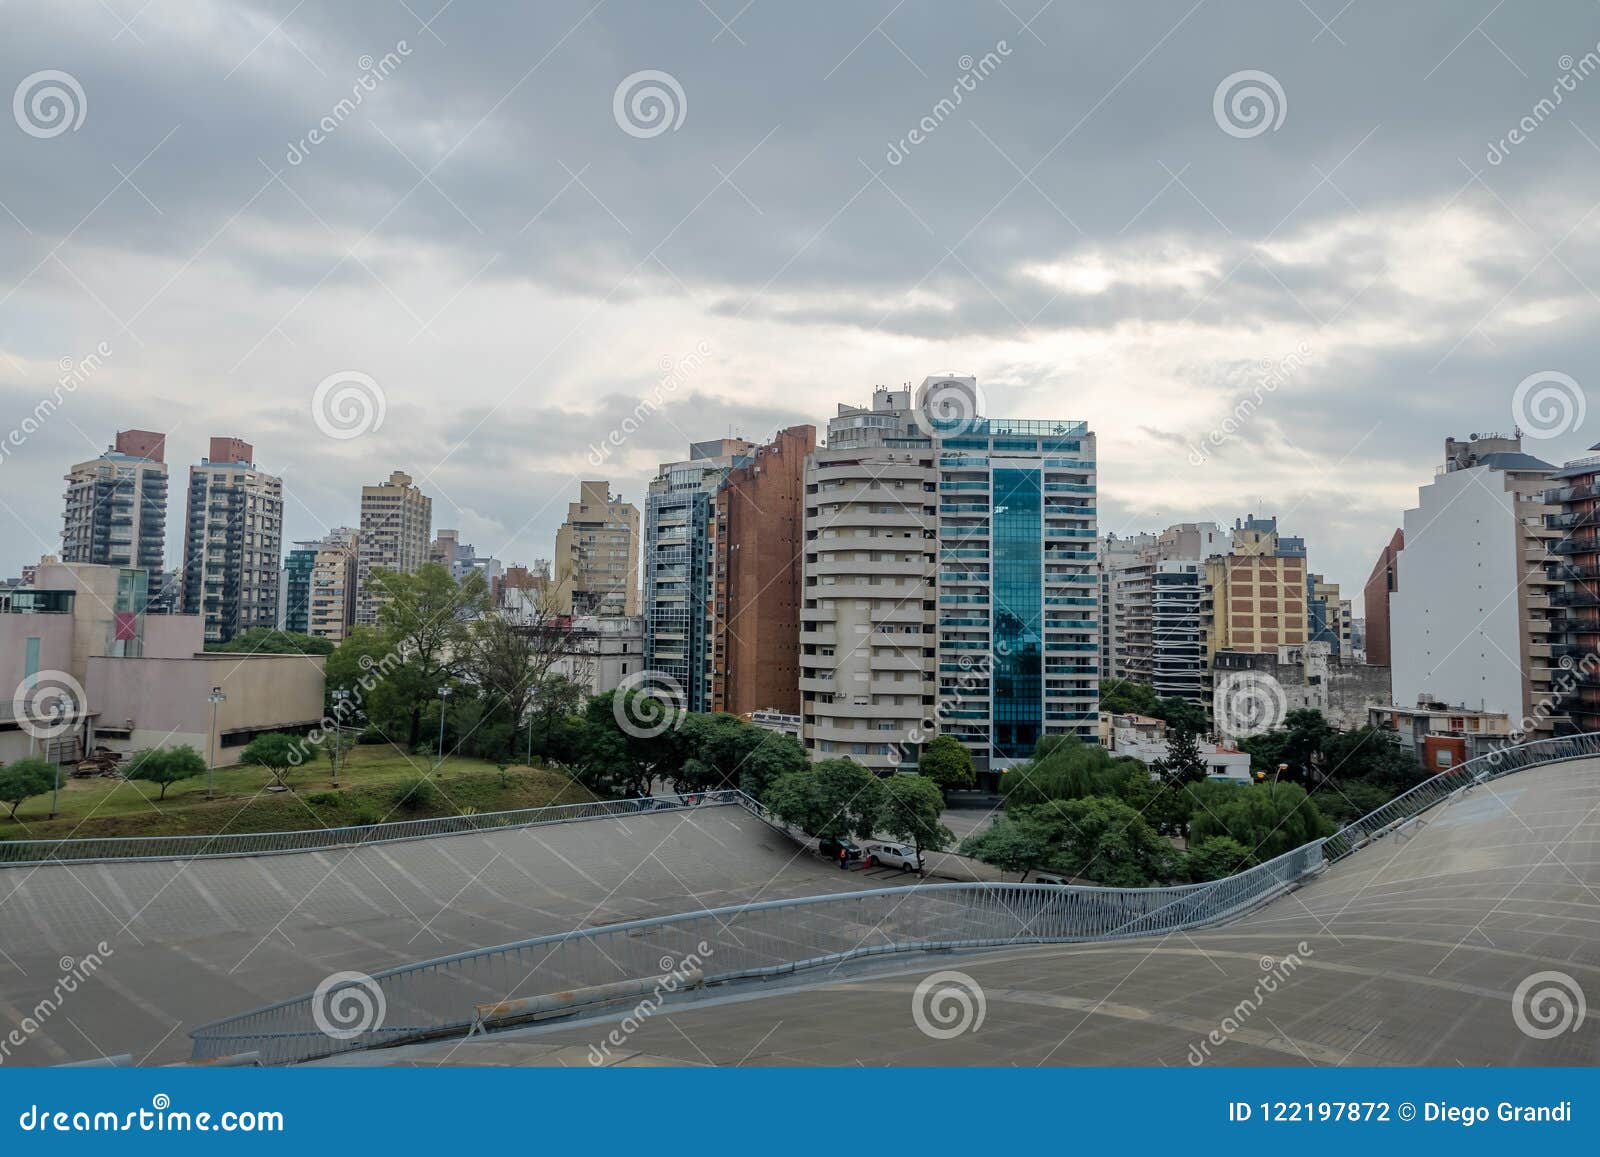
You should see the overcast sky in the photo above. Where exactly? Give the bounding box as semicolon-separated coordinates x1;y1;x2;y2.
4;0;1600;598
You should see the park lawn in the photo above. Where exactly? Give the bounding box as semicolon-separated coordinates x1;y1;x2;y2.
0;745;596;842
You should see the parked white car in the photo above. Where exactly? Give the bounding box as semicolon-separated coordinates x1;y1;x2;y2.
863;842;924;872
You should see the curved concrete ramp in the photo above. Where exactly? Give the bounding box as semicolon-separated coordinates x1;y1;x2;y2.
350;759;1600;1067
0;805;872;1065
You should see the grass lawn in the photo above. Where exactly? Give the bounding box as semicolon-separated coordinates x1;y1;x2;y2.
0;745;596;843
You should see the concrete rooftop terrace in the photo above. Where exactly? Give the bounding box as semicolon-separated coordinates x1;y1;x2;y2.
324;758;1600;1067
0;805;894;1065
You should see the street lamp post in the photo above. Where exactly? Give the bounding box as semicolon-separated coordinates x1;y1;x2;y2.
436;686;452;769
47;704;64;819
207;686;227;797
330;689;351;788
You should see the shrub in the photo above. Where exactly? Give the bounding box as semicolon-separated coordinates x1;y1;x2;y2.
391;777;437;811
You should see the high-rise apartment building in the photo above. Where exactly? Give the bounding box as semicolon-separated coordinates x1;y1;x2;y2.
1545;452;1600;733
1201;516;1310;656
644;439;756;711
1308;573;1344;657
181;437;283;644
1096;532;1155;681
800;378;1098;779
1098;522;1222;701
61;430;168;606
553;481;640;617
284;528;357;640
709;425;816;716
356;470;432;625
802;388;935;773
1389;434;1561;733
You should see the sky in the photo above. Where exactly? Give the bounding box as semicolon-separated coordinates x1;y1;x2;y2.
3;0;1600;599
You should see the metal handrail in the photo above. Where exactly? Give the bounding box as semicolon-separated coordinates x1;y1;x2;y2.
0;791;750;867
1321;731;1600;861
187;732;1600;1066
188;839;1322;1065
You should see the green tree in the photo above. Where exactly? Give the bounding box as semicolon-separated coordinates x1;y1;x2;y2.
1099;678;1158;717
318;729;360;787
917;735;976;796
763;758;883;840
1188;781;1331;864
959;813;1053;880
467;597;572;741
1280;708;1334;784
1185;836;1252;882
205;628;334;656
675;713;806;799
239;732;307;792
1322;726;1424;792
1152;725;1208;787
571;690;693;799
0;758;56;820
1152;695;1209;735
369;563;489;746
125;745;207;800
878;774;953;867
1024;797;1180;887
1002;735;1142;809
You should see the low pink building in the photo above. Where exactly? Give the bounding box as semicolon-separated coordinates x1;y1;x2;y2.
2;559;324;765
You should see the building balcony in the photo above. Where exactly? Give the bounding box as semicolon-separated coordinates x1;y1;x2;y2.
1551;537;1600;555
1545;481;1600;504
1551;588;1600;607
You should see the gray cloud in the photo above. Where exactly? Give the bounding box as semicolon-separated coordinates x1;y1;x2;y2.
3;0;1600;597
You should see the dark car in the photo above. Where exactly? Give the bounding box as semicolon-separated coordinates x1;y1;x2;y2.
818;836;863;862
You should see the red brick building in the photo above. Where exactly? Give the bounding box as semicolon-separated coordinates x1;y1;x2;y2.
1362;528;1403;667
708;425;816;716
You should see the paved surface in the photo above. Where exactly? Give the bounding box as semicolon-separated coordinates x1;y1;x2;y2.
345;759;1600;1067
0;805;887;1065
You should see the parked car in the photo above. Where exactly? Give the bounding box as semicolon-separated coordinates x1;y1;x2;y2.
863;842;924;872
818;836;863;862
1032;871;1068;886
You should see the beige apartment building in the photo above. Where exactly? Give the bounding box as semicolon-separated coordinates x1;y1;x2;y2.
553;480;639;617
801;436;937;773
356;470;432;624
308;529;358;641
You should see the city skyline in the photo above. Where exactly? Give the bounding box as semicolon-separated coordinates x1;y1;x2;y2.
6;4;1600;599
